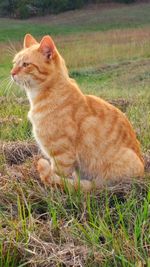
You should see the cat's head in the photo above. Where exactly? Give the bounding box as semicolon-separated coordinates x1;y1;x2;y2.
11;34;65;89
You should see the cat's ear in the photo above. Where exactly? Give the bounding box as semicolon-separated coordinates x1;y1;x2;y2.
24;34;38;48
38;35;55;60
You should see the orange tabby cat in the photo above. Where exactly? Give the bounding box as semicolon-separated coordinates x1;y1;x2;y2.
11;34;144;191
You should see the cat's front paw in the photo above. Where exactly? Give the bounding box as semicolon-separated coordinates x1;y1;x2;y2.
37;158;52;185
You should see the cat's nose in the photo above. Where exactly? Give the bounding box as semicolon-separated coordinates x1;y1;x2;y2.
11;66;20;77
11;69;16;77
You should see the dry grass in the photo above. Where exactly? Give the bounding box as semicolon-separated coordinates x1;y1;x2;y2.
59;28;150;69
0;141;39;165
1;28;149;70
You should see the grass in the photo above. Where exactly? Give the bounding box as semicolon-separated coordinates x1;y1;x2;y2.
0;3;150;266
0;171;149;266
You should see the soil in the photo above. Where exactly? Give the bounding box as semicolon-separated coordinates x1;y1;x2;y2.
0;141;40;165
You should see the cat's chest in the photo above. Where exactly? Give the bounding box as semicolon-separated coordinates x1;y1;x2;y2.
28;109;57;158
28;108;57;134
28;103;75;158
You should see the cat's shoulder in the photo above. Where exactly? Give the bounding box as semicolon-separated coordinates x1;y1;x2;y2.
85;94;125;117
85;94;115;110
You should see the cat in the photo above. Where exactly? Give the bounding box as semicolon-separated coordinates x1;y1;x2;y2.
11;34;144;191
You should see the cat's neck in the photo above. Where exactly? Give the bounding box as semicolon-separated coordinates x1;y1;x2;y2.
25;87;39;107
25;75;79;109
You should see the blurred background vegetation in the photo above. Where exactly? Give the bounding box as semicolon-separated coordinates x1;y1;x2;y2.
0;0;145;19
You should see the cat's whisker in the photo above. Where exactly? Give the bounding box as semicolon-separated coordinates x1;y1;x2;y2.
5;46;16;57
7;81;14;96
3;79;11;94
11;88;20;98
23;79;30;89
3;78;13;96
0;76;11;90
26;81;30;89
22;80;25;88
7;39;18;54
0;76;10;86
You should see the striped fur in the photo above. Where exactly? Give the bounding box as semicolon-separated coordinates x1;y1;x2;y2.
11;34;144;191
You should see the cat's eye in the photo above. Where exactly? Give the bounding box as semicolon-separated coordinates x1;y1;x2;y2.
22;62;29;67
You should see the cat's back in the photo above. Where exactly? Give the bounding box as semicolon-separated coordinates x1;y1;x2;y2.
86;94;123;118
82;94;143;161
85;94;130;131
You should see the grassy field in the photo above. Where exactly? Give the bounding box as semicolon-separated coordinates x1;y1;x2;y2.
0;3;150;267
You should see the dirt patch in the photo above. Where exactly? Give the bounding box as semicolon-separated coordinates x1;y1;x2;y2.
108;98;131;112
4;156;40;181
0;141;40;165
